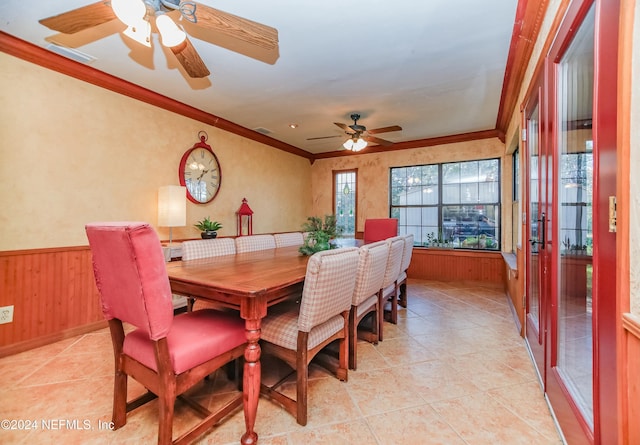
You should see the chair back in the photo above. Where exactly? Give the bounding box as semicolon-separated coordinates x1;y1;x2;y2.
235;234;277;253
85;222;173;340
363;218;398;243
298;247;359;332
352;241;389;306
400;234;415;272
182;237;236;260
274;232;304;248
381;236;405;288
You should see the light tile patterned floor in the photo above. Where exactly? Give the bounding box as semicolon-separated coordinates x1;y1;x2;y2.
0;280;564;444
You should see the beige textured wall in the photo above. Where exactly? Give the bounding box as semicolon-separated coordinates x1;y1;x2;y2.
310;138;506;235
0;53;312;251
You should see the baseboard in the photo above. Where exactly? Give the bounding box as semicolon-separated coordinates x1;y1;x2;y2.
0;320;108;358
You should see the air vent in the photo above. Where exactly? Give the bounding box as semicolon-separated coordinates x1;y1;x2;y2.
46;44;96;64
253;127;273;135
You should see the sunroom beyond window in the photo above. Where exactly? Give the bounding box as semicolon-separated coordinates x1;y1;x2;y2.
390;159;501;250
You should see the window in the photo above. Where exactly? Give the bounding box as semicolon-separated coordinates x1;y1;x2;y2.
390;159;501;250
513;148;521;251
334;170;357;236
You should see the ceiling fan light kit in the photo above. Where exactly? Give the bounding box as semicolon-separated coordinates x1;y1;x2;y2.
155;14;186;47
123;20;152;47
309;113;402;151
343;137;367;152
111;0;146;26
39;0;279;80
112;0;152;46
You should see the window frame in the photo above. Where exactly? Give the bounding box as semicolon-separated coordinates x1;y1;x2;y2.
390;158;501;251
333;169;358;237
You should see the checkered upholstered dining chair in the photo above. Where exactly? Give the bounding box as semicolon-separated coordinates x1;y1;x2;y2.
181;237;237;311
181;237;236;260
259;247;360;426
397;234;415;308
235;234;277;253
378;236;405;340
348;240;389;370
85;222;247;445
273;232;304;248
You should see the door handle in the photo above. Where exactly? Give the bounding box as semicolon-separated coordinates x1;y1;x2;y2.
538;212;546;249
528;212;546;249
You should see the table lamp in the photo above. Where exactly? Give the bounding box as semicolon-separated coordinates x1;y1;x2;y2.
158;185;186;246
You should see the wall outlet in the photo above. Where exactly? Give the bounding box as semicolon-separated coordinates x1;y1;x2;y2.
0;305;14;324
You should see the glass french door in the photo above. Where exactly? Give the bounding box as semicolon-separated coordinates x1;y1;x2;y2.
551;3;595;434
523;0;619;443
524;83;546;380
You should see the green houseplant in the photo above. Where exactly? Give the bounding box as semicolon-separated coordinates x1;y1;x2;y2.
194;217;222;239
298;215;342;256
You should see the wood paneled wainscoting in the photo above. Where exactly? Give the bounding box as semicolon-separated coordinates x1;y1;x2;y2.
407;248;504;284
1;246;504;357
621;313;640;443
0;246;105;357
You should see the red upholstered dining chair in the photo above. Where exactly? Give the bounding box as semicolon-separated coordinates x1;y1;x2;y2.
378;236;405;340
397;234;415;308
363;218;399;243
259;247;360;426
85;222;247;445
348;240;389;370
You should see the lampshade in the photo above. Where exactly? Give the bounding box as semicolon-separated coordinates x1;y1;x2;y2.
156;14;187;48
158;185;186;227
111;0;146;26
123;19;151;47
343;137;368;151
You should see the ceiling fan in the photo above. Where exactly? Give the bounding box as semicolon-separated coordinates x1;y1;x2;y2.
38;0;279;79
308;113;402;151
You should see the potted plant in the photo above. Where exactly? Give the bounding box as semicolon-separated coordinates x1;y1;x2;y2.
194;217;222;239
298;215;342;255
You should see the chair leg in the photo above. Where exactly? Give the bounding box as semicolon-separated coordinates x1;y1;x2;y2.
157;384;176;445
296;337;309;426
374;304;380;342
348;307;358;370
112;370;127;429
390;284;398;324
108;319;127;429
399;282;407;308
377;290;385;342
336;337;348;382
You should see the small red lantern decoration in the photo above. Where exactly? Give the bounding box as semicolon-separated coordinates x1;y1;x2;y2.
236;197;254;236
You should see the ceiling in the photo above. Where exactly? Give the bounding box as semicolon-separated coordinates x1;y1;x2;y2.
0;0;519;156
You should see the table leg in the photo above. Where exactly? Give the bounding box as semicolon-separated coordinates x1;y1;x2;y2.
240;298;265;445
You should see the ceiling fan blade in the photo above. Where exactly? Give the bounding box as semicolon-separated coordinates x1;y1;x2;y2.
307;135;342;141
334;122;351;131
192;3;278;50
170;37;210;78
39;1;116;34
364;135;394;146
367;125;403;135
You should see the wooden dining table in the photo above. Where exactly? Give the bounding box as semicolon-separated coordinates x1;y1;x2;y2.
165;245;310;445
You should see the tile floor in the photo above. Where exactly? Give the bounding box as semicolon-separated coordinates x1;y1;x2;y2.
0;280;564;444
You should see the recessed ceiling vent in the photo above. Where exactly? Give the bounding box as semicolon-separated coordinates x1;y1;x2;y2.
45;43;96;64
253;127;273;135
